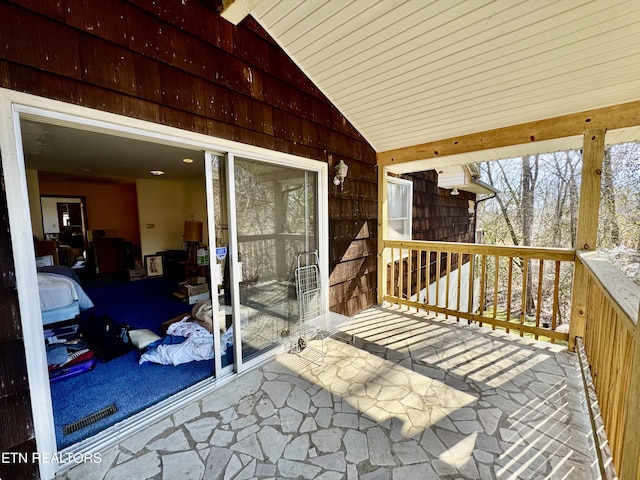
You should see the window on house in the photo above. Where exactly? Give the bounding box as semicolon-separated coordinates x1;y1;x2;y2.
387;176;413;240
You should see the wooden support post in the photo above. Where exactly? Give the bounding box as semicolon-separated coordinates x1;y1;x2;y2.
377;167;388;305
620;312;640;480
569;129;605;351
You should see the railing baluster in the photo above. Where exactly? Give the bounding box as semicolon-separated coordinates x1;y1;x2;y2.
425;250;430;307
467;253;475;323
407;248;412;308
390;247;395;302
417;248;422;305
521;257;528;337
551;260;560;344
535;259;544;340
506;256;513;334
493;255;499;330
456;252;462;322
435;250;441;308
445;252;451;318
479;254;486;327
399;248;404;306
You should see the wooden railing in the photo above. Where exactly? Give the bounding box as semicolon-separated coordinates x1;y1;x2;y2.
576;251;640;480
379;241;640;478
381;240;575;342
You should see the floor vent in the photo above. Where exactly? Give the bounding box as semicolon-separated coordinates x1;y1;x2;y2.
63;404;118;435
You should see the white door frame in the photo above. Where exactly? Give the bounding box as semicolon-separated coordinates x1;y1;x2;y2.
0;88;328;479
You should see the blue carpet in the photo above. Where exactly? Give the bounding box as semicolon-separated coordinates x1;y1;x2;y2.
50;276;228;449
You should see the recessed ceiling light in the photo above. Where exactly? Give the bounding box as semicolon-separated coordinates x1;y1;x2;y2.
182;158;194;164
150;170;165;176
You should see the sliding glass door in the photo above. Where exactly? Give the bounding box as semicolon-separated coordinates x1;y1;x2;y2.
213;154;322;370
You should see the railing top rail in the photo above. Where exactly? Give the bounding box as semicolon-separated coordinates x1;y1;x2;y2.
577;250;640;328
382;240;576;262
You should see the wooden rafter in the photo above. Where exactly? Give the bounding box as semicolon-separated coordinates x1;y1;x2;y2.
377;100;640;166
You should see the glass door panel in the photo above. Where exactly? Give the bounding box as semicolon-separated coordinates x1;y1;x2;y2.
233;157;318;363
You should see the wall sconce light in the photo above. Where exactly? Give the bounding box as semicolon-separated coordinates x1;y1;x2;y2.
333;160;349;191
450;187;460;196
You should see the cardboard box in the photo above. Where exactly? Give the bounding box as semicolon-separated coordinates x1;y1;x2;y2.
178;279;209;296
173;290;211;305
127;268;146;281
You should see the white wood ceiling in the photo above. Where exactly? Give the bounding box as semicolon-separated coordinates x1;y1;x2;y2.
248;0;640;154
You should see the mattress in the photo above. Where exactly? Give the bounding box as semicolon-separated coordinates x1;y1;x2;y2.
42;301;80;326
37;272;94;325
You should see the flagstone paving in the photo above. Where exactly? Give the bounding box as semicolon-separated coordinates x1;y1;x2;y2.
58;305;599;479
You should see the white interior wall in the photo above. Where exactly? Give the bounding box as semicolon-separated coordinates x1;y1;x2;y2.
136;177;208;259
26;169;43;239
40;196;82;235
181;176;209;248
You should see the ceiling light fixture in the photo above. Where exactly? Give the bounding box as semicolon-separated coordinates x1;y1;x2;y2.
182;158;194;164
150;170;165;176
451;187;460;196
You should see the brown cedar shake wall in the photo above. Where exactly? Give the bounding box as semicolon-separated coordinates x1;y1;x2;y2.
0;162;39;479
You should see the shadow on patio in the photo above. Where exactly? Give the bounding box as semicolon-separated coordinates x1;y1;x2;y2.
58;304;599;480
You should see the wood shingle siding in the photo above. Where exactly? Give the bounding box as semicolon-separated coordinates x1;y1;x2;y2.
0;163;39;479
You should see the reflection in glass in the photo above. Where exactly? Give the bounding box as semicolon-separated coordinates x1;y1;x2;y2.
234;157;318;362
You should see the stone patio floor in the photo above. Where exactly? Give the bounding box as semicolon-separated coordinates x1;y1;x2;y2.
58;305;599;479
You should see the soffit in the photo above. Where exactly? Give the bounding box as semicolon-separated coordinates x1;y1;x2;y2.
246;0;640;158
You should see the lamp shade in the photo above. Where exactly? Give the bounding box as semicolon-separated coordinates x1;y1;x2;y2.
184;220;203;243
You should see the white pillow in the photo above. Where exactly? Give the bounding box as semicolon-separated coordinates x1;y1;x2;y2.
128;329;162;350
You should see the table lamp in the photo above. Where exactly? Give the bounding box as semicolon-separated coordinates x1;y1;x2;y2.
184;220;203;264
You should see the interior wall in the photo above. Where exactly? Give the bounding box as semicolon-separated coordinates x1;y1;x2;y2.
40;196;81;235
180;176;209;249
136;177;208;259
26;169;43;240
38;177;140;245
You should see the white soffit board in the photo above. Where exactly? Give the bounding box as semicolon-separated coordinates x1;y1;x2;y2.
606;125;640;145
250;0;640;153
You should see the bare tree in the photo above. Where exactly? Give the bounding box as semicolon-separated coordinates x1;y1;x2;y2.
484;162;520;245
521;155;538;313
599;147;620;248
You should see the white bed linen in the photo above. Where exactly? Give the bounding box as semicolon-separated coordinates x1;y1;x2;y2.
37;273;94;312
139;319;232;366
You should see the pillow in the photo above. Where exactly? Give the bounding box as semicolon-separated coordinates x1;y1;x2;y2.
128;329;162;350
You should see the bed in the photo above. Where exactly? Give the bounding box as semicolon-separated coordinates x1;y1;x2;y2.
37;267;94;325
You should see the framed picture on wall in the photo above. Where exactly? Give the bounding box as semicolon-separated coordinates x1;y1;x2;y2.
144;254;163;277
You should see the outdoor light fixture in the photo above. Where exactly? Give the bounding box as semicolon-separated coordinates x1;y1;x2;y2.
451;187;460;196
333;159;348;191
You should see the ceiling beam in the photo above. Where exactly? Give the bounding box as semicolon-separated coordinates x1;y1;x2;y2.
220;0;263;25
377;100;640;167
